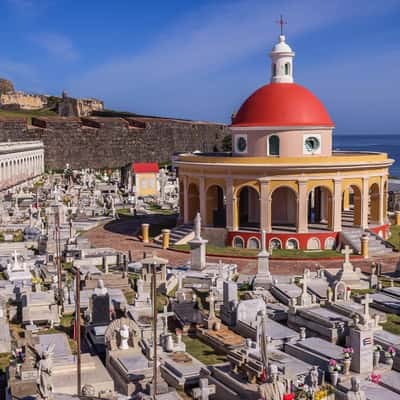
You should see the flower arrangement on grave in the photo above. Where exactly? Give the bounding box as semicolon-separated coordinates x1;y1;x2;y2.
314;389;329;400
385;346;396;359
328;359;341;373
342;347;354;359
368;373;381;384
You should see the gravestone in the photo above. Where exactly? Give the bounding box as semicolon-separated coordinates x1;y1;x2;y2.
220;280;238;326
350;317;374;374
90;280;110;326
252;230;272;289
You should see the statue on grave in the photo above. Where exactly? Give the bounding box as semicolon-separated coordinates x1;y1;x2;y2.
119;325;130;350
309;365;319;394
346;377;366;400
258;364;286;400
37;343;55;400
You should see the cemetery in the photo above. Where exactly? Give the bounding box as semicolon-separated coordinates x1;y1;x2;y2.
0;68;400;399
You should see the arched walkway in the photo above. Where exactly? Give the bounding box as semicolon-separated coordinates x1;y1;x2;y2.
308;186;333;231
206;185;226;227
369;183;380;224
342;185;362;227
188;183;200;222
238;186;260;230
271;186;297;231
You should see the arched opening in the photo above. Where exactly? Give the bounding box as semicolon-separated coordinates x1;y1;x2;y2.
188;183;200;222
285;62;290;75
273;63;277;76
369;183;380;224
308;186;333;231
268;135;280;156
238;186;260;230
342;185;362;228
206;185;226;227
271;186;297;231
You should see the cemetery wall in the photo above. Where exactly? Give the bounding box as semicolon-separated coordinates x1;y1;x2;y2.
0;116;228;169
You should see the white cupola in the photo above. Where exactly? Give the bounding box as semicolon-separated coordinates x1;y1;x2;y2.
269;35;295;83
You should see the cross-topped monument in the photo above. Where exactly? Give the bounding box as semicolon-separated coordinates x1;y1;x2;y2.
275;14;287;36
192;378;216;400
158;305;174;336
361;294;372;322
341;245;353;268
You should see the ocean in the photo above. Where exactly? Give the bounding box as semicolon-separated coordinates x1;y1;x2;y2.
333;134;400;178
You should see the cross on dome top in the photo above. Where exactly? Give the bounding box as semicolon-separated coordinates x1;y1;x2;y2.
275;15;287;36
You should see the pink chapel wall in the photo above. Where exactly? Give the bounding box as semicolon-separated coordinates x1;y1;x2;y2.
232;128;332;157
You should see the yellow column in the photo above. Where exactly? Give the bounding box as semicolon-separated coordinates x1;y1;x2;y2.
232;196;239;231
379;175;385;225
225;177;234;231
162;229;170;249
361;234;369;258
361;178;369;230
395;211;400;226
333;179;342;232
199;176;206;223
297;180;308;233
260;180;271;233
183;176;189;224
141;223;149;243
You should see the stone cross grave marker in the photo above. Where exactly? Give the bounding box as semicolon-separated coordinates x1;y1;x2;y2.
158;305;174;336
341;245;353;270
192;378;216;400
361;294;372;322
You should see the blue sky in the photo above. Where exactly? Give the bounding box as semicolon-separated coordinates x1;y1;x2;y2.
1;0;400;133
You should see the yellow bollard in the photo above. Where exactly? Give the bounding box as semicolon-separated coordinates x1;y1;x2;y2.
361;234;369;259
162;229;171;249
141;223;149;244
395;211;400;226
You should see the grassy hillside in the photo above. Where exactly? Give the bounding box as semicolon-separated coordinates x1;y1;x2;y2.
0;108;57;123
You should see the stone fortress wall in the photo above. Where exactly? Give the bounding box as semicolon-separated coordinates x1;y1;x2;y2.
0;116;228;170
0;92;47;111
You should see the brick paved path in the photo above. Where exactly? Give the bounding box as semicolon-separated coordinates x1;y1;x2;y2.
84;217;400;276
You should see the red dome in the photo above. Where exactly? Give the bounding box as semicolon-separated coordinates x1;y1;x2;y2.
231;83;334;127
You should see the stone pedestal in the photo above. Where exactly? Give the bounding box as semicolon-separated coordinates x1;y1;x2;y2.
252;230;272;289
189;238;208;271
350;326;373;374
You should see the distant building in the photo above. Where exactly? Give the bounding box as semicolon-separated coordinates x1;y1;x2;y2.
0;141;45;192
131;163;159;198
57;90;104;117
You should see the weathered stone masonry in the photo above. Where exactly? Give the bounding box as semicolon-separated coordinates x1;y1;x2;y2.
0;116;228;169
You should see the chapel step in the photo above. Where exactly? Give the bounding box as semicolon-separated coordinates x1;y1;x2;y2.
154;224;194;246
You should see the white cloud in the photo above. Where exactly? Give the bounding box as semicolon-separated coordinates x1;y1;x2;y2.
32;32;78;61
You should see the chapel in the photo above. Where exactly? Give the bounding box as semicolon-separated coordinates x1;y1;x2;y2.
176;32;393;250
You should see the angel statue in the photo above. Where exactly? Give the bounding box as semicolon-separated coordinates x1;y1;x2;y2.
37;343;55;399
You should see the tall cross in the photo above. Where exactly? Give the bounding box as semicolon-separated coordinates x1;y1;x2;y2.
276;15;287;36
158;305;174;335
192;378;216;400
361;294;372;321
341;245;353;265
